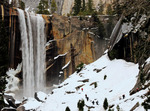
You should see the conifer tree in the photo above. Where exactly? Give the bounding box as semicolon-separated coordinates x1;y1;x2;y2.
65;106;71;111
51;0;57;14
81;0;85;12
19;0;25;10
86;0;94;14
103;98;108;110
98;0;104;14
73;0;81;15
36;0;50;14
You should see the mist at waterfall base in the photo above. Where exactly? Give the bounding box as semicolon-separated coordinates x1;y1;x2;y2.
14;9;46;98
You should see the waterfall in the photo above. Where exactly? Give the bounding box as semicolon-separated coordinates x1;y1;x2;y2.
36;14;46;91
17;9;46;97
26;11;34;97
109;15;124;51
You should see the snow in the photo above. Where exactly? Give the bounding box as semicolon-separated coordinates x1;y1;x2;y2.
54;52;68;60
45;40;55;47
5;63;22;92
82;28;89;30
62;61;71;70
35;91;47;102
24;98;42;110
9;0;12;4
88;32;95;35
23;53;148;111
146;57;150;65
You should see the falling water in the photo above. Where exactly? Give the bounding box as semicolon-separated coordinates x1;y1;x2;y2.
17;9;46;97
36;14;46;91
26;11;34;97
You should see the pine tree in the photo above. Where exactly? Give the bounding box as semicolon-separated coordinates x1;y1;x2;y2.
103;98;108;110
81;0;85;12
98;0;104;14
86;0;94;14
92;12;106;38
36;0;50;14
73;0;81;15
51;0;57;14
77;99;85;111
19;0;25;10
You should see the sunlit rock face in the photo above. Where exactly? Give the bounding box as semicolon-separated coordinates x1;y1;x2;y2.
48;14;115;81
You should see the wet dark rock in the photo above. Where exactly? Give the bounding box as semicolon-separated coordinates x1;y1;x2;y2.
78;79;89;83
75;84;85;91
4;95;17;108
65;91;75;94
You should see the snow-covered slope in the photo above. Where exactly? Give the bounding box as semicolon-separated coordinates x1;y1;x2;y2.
22;52;148;111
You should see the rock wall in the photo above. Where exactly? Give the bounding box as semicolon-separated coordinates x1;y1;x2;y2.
0;5;116;86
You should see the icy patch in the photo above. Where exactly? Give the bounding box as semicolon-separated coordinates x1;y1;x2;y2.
5;63;22;92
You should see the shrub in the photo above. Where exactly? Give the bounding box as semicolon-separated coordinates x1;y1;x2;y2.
76;63;84;73
108;49;119;60
103;98;108;110
94;82;97;88
108;108;114;111
116;105;120;111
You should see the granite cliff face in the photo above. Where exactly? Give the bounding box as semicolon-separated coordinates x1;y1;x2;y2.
46;14;115;83
0;5;116;86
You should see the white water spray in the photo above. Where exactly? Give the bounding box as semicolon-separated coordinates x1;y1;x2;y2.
17;9;46;97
